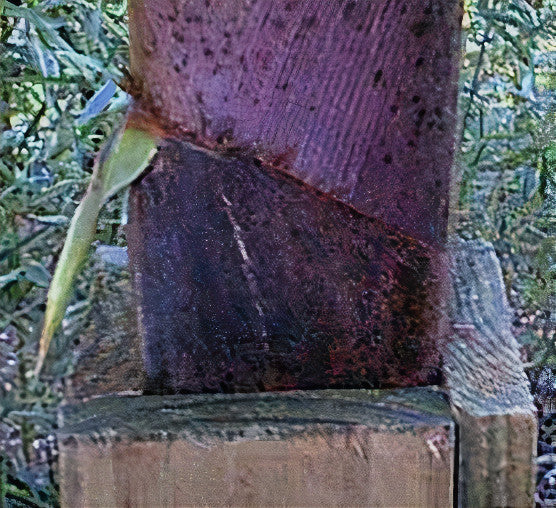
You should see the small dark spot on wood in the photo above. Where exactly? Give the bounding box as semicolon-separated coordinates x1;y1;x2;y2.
185;16;192;23
416;57;424;67
401;5;407;14
254;98;260;105
356;23;363;31
412;95;421;103
168;15;176;22
285;2;292;11
418;109;426;118
239;55;245;64
200;37;206;43
224;31;231;38
410;20;431;38
424;5;433;15
253;158;262;167
282;82;288;90
390;105;398;113
434;106;443;118
309;106;316;111
172;31;184;43
343;1;356;19
435;179;442;188
373;69;383;87
303;15;316;28
173;63;180;73
204;48;213;57
427;120;435;129
196;92;204;104
383;154;392;164
408;140;416;147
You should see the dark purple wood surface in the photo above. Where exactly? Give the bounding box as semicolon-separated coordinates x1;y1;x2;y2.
127;142;445;392
126;0;461;392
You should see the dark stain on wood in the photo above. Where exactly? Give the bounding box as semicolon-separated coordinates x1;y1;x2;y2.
126;142;445;393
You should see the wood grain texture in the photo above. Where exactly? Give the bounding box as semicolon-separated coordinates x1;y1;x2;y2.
65;258;145;400
127;141;446;393
444;237;537;507
128;0;462;243
58;388;455;507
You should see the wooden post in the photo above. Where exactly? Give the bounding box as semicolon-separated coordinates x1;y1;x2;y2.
56;2;536;505
125;0;463;393
445;238;537;507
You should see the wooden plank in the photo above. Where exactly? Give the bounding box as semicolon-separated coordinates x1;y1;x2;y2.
64;257;145;400
444;237;537;507
57;388;455;507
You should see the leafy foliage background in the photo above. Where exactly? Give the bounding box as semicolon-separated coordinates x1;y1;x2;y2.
0;0;554;505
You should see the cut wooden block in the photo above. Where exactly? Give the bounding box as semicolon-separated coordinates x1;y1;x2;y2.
58;388;455;507
444;238;537;507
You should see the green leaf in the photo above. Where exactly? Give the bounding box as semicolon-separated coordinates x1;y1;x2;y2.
22;261;51;288
35;125;158;375
0;269;21;288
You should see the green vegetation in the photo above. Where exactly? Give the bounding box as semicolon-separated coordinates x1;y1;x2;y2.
0;0;554;505
458;0;555;379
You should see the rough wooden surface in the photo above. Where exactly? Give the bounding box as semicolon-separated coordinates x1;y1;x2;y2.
444;237;537;507
127;141;445;393
61;238;537;506
58;387;455;507
128;0;462;244
64;253;145;400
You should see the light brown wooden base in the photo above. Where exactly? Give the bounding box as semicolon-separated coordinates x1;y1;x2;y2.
58;388;454;507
